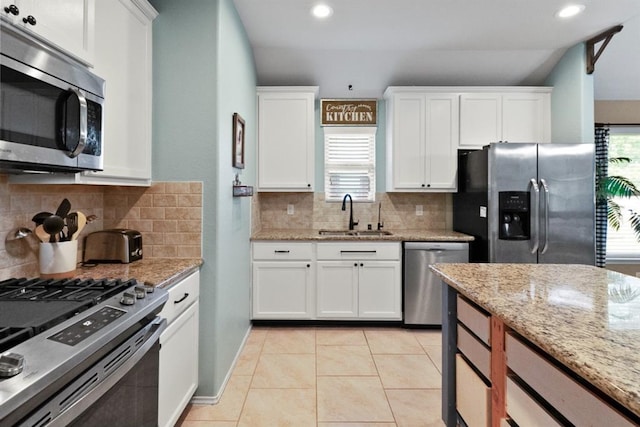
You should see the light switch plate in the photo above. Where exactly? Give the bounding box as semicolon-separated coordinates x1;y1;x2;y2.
416;205;423;216
287;204;294;215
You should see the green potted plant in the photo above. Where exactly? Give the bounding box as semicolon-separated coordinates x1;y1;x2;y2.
597;157;640;240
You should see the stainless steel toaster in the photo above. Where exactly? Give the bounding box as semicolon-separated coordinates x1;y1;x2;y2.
83;229;143;263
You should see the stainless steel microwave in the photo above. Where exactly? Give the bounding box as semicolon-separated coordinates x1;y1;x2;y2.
0;25;105;173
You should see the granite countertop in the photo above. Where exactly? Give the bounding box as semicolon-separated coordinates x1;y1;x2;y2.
74;258;203;288
430;263;640;418
251;228;474;242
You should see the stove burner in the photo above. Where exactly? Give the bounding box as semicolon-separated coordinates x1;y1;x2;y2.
0;277;138;353
0;277;134;303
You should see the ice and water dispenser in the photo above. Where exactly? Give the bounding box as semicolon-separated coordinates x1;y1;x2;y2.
498;191;530;240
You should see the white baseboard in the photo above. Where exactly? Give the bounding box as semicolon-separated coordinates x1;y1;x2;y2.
188;324;253;406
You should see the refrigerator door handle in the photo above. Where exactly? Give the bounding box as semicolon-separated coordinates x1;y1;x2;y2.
529;178;540;254
540;178;550;254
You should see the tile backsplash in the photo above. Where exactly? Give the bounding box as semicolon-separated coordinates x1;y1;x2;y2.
0;175;202;279
254;192;452;231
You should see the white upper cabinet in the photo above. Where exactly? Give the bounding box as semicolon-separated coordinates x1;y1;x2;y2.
1;0;95;64
385;88;459;192
257;87;318;191
459;89;551;149
87;0;157;185
11;0;158;186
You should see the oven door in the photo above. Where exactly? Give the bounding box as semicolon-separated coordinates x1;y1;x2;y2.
17;318;166;427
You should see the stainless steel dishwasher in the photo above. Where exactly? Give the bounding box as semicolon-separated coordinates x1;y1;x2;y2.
403;242;469;326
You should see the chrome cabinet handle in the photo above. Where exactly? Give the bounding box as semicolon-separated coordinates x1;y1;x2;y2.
340;250;376;254
539;179;550;254
529;178;540;254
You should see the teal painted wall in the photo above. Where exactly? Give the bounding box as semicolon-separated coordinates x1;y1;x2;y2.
545;43;595;143
151;0;256;397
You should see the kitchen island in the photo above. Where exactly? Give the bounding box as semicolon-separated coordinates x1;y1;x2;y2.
431;263;640;427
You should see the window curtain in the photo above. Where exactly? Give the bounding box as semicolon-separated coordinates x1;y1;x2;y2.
595;125;610;267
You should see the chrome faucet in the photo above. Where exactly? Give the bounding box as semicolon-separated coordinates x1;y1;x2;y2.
341;194;359;230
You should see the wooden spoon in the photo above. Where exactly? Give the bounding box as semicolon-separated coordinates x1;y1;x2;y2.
71;212;87;241
34;225;49;243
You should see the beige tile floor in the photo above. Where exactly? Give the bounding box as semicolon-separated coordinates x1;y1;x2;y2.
178;326;445;427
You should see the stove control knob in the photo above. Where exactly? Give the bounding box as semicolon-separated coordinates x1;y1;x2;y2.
119;292;136;306
144;283;155;293
0;352;24;378
134;286;146;299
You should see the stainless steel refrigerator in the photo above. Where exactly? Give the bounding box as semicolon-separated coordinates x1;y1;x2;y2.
453;143;595;264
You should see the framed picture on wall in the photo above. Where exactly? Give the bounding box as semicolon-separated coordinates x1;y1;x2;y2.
233;113;245;169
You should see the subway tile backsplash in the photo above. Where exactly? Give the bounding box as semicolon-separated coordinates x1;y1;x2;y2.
0;175;203;279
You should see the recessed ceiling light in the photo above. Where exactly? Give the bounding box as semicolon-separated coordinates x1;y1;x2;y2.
556;4;586;19
312;3;333;19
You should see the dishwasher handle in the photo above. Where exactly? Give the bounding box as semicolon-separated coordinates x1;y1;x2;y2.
404;242;469;251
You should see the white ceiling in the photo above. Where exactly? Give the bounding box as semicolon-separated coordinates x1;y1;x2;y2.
233;0;640;100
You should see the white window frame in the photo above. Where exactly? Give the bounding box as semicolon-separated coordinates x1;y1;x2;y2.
323;126;376;202
606;126;640;263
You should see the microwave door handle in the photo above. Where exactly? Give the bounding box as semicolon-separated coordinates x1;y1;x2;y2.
67;88;87;158
539;178;550;254
529;178;540;254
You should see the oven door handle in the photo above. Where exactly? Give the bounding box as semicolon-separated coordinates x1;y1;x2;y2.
40;317;167;427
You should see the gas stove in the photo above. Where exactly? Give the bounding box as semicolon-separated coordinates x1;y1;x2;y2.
0;276;168;426
0;277;138;354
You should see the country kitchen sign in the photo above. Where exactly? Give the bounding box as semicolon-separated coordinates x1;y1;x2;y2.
321;99;377;126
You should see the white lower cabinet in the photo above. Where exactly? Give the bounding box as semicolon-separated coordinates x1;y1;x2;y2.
251;241;401;321
252;261;314;319
251;242;315;319
316;261;359;318
158;271;200;427
316;242;402;320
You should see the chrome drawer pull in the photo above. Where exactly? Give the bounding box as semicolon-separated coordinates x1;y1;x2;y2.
274;250;290;253
340;250;377;254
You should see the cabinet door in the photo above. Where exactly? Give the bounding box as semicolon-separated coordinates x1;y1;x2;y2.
8;0;95;64
459;93;502;149
257;90;315;191
316;261;358;318
358;261;401;319
159;301;199;427
252;261;314;319
502;93;550;143
426;94;459;190
87;0;155;185
389;93;426;190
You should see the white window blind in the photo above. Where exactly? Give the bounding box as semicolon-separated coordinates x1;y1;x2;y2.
606;126;640;263
324;127;376;202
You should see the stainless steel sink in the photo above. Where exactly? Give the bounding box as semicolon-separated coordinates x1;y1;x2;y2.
318;229;393;237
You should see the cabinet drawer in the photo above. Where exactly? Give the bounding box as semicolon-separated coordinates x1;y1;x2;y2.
457;296;490;346
456;354;491;427
316;242;400;260
506;333;636;427
506;376;561;427
252;242;314;260
161;271;200;324
457;325;491;380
